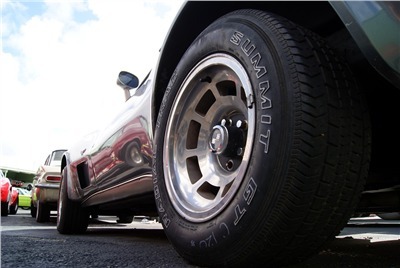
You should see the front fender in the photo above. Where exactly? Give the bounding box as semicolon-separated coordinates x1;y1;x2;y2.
330;1;400;88
61;152;84;201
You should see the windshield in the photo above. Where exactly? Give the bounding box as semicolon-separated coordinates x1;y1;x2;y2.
48;150;67;166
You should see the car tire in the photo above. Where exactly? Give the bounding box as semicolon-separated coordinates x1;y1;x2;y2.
57;168;89;234
9;198;18;214
1;202;9;216
153;9;371;267
30;201;37;218
36;201;50;223
124;141;144;167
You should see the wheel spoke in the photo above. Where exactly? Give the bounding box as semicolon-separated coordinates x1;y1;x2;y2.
184;145;207;159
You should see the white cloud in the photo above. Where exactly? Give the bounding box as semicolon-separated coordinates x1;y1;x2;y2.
0;0;184;171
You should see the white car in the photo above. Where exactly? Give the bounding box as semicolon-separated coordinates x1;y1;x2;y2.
31;149;66;222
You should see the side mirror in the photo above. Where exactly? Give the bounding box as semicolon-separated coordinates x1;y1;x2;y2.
116;71;139;101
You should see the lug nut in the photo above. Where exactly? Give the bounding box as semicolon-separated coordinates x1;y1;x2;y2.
236;120;247;129
221;119;232;127
226;160;234;171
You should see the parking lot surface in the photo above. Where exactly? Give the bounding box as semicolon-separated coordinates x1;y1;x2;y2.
1;210;399;267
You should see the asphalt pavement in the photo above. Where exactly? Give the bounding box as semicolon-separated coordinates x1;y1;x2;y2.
1;209;399;267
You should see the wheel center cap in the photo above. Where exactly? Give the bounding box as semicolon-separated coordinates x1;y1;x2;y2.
209;125;228;154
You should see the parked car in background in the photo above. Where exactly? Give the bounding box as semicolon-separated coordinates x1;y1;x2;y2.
16;187;31;209
1;171;13;216
58;1;400;267
1;170;11;216
1;170;19;216
31;149;67;222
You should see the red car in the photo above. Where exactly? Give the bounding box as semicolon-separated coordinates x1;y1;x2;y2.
1;170;19;216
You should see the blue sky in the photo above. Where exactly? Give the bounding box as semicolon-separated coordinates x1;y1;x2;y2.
0;0;183;171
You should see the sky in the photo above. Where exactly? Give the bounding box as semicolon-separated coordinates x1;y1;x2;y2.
0;0;184;172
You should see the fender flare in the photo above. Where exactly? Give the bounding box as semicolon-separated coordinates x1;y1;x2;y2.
61;152;83;201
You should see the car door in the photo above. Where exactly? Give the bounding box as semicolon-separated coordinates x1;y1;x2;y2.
89;78;153;192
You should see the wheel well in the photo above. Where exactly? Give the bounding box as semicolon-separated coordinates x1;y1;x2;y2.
153;1;343;125
61;154;87;199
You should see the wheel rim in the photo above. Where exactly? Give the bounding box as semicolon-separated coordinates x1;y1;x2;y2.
129;143;143;166
164;53;255;222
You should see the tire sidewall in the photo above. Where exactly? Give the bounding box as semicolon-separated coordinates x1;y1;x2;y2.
36;200;49;222
30;201;37;218
1;202;9;216
57;168;68;231
10;200;18;214
154;12;295;256
57;167;89;234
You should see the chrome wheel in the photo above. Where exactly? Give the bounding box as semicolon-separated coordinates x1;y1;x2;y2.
163;53;255;222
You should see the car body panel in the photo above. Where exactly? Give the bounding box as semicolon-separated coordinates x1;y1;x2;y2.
33;165;63;203
1;171;11;204
10;188;18;208
330;1;400;88
64;74;155;214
